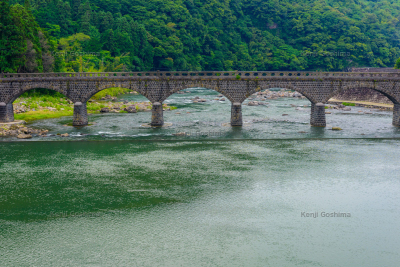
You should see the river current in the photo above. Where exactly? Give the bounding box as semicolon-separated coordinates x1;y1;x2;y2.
1;89;400;266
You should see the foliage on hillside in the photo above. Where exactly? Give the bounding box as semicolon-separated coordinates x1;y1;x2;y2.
3;0;400;72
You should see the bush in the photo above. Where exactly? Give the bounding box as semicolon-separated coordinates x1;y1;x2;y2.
342;102;356;106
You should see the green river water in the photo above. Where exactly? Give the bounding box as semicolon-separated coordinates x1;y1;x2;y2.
1;88;400;266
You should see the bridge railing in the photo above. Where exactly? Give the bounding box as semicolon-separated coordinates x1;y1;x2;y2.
3;71;400;78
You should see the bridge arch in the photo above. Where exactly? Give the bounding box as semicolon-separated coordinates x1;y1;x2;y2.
254;81;323;104
81;81;151;103
6;83;72;104
161;80;234;103
251;86;314;103
242;85;324;127
329;84;400;105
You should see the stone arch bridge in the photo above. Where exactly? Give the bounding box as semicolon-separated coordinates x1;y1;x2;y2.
1;71;400;127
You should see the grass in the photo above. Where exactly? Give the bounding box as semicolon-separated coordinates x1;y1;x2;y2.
14;95;109;121
342;102;356;106
15;110;74;121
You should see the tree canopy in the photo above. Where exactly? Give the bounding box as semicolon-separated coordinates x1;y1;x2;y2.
3;0;400;72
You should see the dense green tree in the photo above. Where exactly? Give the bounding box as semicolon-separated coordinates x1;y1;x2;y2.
0;0;25;72
4;0;400;72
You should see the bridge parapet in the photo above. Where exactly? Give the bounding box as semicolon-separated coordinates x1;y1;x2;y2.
3;71;400;79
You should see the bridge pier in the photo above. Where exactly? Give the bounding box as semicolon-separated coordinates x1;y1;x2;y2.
393;103;400;127
151;102;164;126
73;102;88;126
0;102;14;123
310;102;326;127
231;102;243;126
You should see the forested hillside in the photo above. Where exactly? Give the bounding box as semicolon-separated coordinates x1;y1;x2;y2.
2;0;400;73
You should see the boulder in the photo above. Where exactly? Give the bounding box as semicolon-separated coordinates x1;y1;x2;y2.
248;101;259;106
17;133;32;139
100;107;110;113
60;133;69;137
219;98;226;101
293;92;303;97
9;130;18;136
20;127;30;134
173;132;187;136
343;107;351;111
125;105;137;113
332;127;342;131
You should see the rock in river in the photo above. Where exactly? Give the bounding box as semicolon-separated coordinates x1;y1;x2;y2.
248;101;259;106
17;133;32;139
125;105;137;113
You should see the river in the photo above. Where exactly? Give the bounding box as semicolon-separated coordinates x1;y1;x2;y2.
1;88;400;266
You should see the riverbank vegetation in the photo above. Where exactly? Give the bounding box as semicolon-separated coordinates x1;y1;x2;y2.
3;0;400;73
12;88;174;121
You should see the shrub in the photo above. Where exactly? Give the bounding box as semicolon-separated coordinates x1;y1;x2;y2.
342;102;356;106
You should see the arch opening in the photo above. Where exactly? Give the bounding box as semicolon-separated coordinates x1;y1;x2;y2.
84;87;153;113
9;86;71;104
329;87;399;106
246;86;314;104
84;86;151;104
10;87;71;115
163;87;233;126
